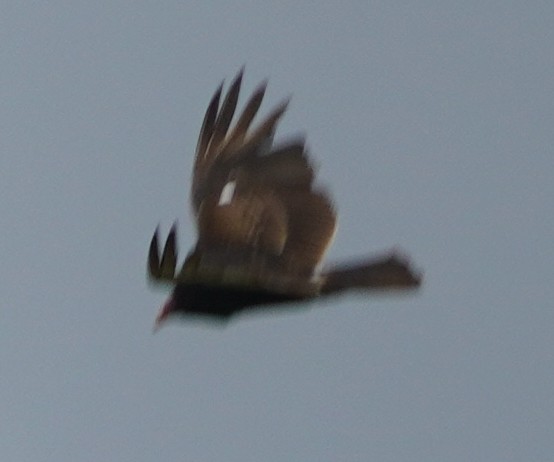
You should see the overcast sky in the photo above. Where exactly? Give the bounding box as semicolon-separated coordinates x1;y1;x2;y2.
2;2;553;461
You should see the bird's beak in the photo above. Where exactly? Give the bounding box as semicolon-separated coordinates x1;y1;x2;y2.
153;298;174;333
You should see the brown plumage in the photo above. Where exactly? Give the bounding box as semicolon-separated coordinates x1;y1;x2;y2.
148;70;421;325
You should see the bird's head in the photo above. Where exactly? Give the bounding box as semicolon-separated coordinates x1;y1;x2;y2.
153;295;176;332
153;285;195;330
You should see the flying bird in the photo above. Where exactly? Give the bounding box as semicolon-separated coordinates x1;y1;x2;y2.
148;70;421;326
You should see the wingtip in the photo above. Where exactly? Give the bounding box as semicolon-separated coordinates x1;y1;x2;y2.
229;68;244;93
255;77;269;94
169;220;178;236
148;226;161;279
237;64;246;79
273;96;291;118
148;223;181;283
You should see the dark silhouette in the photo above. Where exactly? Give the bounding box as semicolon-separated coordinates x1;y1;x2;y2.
148;70;421;326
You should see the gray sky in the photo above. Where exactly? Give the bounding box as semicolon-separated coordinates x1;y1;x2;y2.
2;2;553;461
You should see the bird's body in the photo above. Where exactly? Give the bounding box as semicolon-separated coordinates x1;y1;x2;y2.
167;284;304;319
148;70;421;325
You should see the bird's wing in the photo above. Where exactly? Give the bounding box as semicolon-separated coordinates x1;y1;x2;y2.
149;71;337;289
192;70;336;275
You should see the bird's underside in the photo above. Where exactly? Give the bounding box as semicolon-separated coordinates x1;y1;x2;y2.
148;69;421;324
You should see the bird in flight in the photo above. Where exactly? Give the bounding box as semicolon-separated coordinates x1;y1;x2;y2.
148;70;421;326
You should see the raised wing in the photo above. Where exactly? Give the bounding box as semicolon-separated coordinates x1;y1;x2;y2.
149;71;337;287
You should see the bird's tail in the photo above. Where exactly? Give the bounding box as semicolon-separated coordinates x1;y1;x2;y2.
321;253;422;295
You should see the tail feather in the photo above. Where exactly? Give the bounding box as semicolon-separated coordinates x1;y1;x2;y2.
321;252;422;294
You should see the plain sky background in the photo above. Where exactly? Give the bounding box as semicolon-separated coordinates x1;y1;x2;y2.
2;2;553;461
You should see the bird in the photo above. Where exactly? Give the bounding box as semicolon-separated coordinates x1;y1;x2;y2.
148;70;421;327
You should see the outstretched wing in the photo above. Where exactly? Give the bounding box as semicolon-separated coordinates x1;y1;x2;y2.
148;70;336;287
